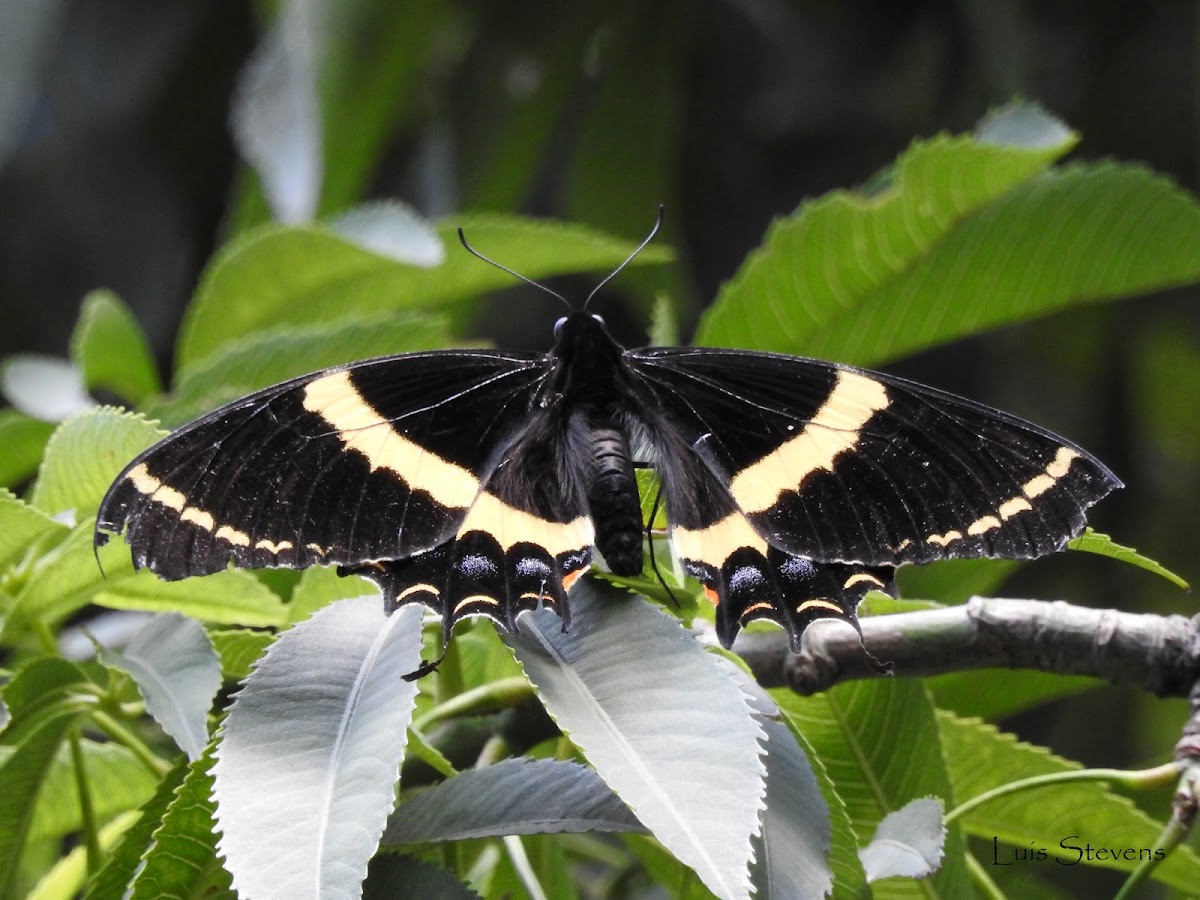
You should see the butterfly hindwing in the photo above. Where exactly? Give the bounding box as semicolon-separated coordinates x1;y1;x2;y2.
628;347;1121;568
96;350;553;579
344;417;595;642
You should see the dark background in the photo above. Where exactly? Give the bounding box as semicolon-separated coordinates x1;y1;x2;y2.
3;0;1197;885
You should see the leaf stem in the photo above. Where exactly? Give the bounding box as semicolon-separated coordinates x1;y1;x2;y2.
945;763;1180;824
88;709;171;778
413;677;533;731
68;725;103;875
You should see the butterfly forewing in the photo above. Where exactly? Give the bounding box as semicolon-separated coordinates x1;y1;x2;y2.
626;347;1121;568
96;350;554;579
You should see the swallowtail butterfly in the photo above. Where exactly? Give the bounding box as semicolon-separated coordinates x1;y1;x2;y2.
95;221;1120;654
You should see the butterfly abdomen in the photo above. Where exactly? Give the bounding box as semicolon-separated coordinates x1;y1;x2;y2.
585;423;644;576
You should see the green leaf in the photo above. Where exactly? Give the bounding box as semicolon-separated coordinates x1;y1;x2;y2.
26;810;138;900
209;628;275;682
1068;528;1188;588
69;290;161;405
155;311;453;426
698;108;1200;367
212;600;424;900
286;564;376;624
29;408;164;518
25;739;159;846
4;521;287;642
127;747;234;900
0;409;55;489
0;489;68;569
858;798;946;882
177;217;672;373
364;856;479;899
0;658;89;732
0;716;76;899
82;756;189;900
772;680;972;898
895;558;1019;605
939;713;1200;891
92;569;288;627
927;669;1101;721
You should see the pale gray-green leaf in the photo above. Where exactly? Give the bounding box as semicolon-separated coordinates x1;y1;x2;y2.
507;580;765;900
383;757;644;845
1;354;92;422
727;668;833;900
858;798;946;882
100;612;222;761
331;201;444;266
213;598;424;900
231;0;323;223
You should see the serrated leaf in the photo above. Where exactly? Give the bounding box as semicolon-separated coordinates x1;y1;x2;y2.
773;680;972;898
82;756;189;900
0;409;55;488
231;0;321;225
0;488;68;569
727;668;837;900
330;201;444;266
4;521;287;642
384;757;643;844
100;613;222;761
939;712;1200;891
157;311;452;426
1068;528;1188;588
0;715;76;898
128;746;234;900
858;798;945;882
927;669;1100;721
209;628;276;682
69;289;161;405
698;108;1200;368
177;216;672;373
92;568;289;627
29;407;164;517
213;598;424;900
506;579;765;900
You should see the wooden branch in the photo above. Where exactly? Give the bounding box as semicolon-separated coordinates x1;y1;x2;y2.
733;598;1200;698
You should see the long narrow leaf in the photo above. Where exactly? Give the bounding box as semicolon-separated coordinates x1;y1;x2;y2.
383;757;644;844
507;580;765;900
213;597;424;900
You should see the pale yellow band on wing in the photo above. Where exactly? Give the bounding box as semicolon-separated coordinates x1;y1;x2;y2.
397;583;440;603
303;370;481;510
796;599;844;614
730;370;889;514
672;511;768;564
215;525;250;546
181;507;215;530
255;539;294;553
457;491;594;556
843;572;884;590
453;595;500;615
921;446;1079;549
739;601;775;619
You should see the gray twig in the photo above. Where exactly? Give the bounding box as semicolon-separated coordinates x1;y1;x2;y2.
732;598;1200;698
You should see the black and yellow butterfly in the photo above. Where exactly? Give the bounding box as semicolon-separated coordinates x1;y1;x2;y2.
95;228;1120;653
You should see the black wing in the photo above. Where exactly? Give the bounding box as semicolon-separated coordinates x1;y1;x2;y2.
628;347;1121;568
96;350;557;579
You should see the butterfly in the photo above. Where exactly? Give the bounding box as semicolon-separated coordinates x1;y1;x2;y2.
95;220;1121;654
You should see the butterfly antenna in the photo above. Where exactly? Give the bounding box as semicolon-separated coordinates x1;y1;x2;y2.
584;204;664;308
457;227;571;311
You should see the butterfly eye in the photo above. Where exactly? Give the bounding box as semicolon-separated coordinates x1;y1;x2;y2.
591;314;605;325
554;317;567;339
